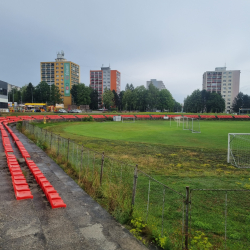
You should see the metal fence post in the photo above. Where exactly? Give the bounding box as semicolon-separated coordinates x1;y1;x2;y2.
185;186;190;250
100;152;104;185
50;132;52;149
132;165;138;207
67;138;70;162
225;191;228;249
57;135;60;156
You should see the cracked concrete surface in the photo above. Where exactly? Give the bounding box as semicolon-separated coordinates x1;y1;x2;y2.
0;125;149;250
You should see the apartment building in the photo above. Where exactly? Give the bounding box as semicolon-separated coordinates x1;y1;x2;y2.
146;79;166;90
0;80;8;109
202;67;240;113
40;51;80;107
90;66;121;104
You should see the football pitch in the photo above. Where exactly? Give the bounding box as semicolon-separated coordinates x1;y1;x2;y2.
62;120;250;150
35;119;250;249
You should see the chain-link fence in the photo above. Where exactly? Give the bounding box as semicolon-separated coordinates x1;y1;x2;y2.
22;121;250;249
190;189;250;250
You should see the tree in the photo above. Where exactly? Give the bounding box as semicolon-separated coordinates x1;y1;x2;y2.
119;91;125;110
122;89;133;110
173;101;182;112
34;81;50;103
147;83;159;110
232;92;250;113
24;83;35;103
102;88;114;109
184;89;225;113
206;92;225;112
71;84;78;105
158;89;175;111
90;89;99;110
50;84;62;105
134;86;148;111
77;84;91;105
112;90;120;108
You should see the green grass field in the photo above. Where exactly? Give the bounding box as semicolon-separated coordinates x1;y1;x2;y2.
63;120;250;150
34;119;250;249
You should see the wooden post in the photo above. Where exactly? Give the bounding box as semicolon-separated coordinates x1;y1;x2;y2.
185;186;190;250
132;165;138;207
100;152;104;185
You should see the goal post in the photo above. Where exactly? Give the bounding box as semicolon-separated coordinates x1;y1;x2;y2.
227;133;250;168
122;117;135;123
183;117;201;133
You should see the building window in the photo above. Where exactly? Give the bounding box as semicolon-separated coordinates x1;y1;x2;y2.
61;71;63;73
228;80;231;82
56;63;58;65
61;83;63;85
56;67;59;69
223;76;226;78
223;84;226;86
228;72;232;74
61;75;63;77
56;83;59;85
228;91;231;93
61;79;63;81
56;71;59;73
56;75;59;77
61;63;63;65
228;83;231;86
228;98;230;101
223;80;226;82
56;79;59;81
61;87;63;89
223;91;226;93
228;87;231;89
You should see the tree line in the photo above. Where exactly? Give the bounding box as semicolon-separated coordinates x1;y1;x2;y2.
102;83;182;111
183;89;225;113
232;92;250;113
9;82;62;105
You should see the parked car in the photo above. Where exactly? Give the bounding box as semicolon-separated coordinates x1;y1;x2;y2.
58;109;67;113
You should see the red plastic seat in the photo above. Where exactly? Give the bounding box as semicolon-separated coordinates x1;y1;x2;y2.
15;190;33;200
50;198;67;209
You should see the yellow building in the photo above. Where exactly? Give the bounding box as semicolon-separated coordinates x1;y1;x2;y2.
40;51;80;108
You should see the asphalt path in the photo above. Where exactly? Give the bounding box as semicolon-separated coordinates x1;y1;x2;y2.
0;125;150;250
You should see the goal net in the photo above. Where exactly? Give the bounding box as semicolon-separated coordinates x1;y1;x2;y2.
227;133;250;168
122;117;135;123
183;117;201;133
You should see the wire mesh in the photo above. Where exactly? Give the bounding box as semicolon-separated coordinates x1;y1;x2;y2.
134;170;185;249
190;190;250;250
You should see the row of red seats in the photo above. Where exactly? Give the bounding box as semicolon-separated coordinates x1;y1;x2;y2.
135;115;151;118
234;115;250;119
91;115;106;119
2;121;66;209
25;158;66;209
60;115;77;119
151;115;165;118
217;115;233;119
75;115;90;118
0;123;33;200
46;115;63;119
184;115;199;118
200;115;216;119
120;115;135;118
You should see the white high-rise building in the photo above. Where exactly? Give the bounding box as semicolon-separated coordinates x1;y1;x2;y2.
202;67;240;113
146;79;166;90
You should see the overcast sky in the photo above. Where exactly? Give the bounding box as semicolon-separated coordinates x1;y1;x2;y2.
1;0;250;103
